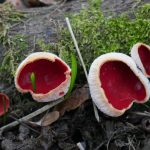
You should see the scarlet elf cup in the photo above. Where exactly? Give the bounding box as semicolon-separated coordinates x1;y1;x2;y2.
131;43;150;77
15;52;71;102
0;93;10;116
88;53;150;117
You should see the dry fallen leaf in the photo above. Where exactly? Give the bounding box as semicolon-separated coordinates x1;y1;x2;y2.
27;85;90;127
55;85;90;116
41;111;60;126
39;0;57;5
22;0;44;7
28;111;60;127
5;0;59;9
6;0;26;9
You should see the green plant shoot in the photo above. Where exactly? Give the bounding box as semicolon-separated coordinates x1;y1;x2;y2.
30;72;36;92
2;96;7;124
65;53;77;99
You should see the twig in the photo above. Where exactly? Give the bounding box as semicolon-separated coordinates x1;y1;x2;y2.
77;142;85;150
130;111;150;117
0;98;64;133
94;140;107;150
9;115;40;134
65;17;100;122
128;137;136;150
106;131;116;150
65;18;88;79
47;0;68;17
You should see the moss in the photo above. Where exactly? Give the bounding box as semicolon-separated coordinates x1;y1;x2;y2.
0;0;149;120
36;39;54;52
1;1;150;84
0;3;25;42
56;0;150;73
0;3;27;83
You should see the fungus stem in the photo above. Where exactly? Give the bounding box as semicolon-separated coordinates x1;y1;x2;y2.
65;17;100;122
30;72;36;92
65;52;77;99
2;96;7;124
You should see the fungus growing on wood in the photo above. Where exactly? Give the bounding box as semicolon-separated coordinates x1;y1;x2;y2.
15;52;71;102
88;53;150;117
131;43;150;77
0;93;10;116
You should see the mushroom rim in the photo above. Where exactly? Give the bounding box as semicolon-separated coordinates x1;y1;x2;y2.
15;52;71;99
131;43;150;78
88;53;150;116
0;93;10;116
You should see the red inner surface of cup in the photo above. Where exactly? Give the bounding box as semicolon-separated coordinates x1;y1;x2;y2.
138;45;150;75
100;61;146;110
0;93;10;116
18;59;69;94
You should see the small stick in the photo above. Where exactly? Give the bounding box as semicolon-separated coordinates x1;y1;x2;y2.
9;115;40;134
66;18;88;79
0;98;64;133
77;142;85;150
65;17;100;122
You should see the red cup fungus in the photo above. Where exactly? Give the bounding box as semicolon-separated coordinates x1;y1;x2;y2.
15;52;71;102
131;43;150;77
0;93;10;116
88;53;150;117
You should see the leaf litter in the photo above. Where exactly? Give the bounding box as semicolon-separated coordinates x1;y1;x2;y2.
27;85;89;127
1;0;150;150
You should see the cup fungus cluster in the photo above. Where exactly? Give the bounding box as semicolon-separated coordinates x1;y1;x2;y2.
15;52;71;102
15;43;150;117
88;52;150;117
0;93;10;116
88;43;150;117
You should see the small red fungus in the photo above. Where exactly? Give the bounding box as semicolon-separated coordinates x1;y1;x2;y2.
100;61;146;110
0;93;10;116
131;43;150;77
15;52;71;102
88;53;150;117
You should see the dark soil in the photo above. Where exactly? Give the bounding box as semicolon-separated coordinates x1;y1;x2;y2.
1;0;150;150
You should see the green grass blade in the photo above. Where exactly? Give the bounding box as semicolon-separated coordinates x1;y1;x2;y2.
65;53;77;99
30;72;36;92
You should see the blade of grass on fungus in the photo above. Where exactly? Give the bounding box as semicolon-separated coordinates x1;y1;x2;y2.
65;52;77;99
2;96;7;124
30;72;36;92
65;17;100;122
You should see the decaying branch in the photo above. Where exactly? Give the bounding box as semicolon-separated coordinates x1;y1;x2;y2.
0;98;64;133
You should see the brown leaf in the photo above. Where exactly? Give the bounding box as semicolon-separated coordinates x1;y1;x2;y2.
28;111;60;127
41;111;60;126
55;85;90;116
39;0;57;5
27;85;90;127
6;0;26;9
6;0;53;9
23;0;42;7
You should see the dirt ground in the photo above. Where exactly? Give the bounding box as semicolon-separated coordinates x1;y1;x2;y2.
1;0;150;150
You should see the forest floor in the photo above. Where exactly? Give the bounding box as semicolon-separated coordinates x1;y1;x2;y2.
0;0;150;150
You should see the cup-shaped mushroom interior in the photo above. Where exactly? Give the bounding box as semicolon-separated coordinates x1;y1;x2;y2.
137;44;150;75
17;58;69;94
0;93;10;116
100;60;146;110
